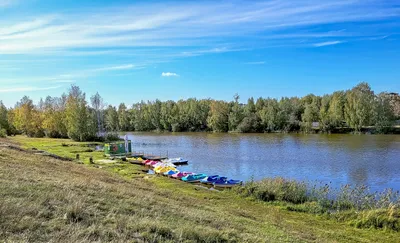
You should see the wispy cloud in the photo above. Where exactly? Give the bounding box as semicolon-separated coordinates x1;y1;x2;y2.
0;1;397;54
0;85;62;93
91;64;135;72
244;61;265;65
313;40;344;47
162;72;179;77
0;0;17;8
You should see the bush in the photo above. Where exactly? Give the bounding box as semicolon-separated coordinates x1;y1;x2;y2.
0;128;7;138
236;177;308;204
104;132;121;142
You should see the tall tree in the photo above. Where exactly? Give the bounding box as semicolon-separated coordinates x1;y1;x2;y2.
328;91;346;127
13;96;44;137
319;95;333;132
105;105;119;132
90;92;105;134
344;82;375;131
374;92;395;133
228;94;243;131
207;100;229;132
0;101;8;131
65;85;94;141
118;103;131;131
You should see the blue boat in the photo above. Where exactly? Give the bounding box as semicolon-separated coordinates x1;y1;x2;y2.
213;179;242;188
163;170;179;177
200;175;227;184
182;173;207;183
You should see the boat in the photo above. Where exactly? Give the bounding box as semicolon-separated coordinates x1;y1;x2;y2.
213;179;242;188
164;170;179;177
171;172;193;179
182;173;207;183
154;166;177;174
162;157;189;165
200;175;227;184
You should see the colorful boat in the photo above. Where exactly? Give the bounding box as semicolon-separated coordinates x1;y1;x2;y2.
200;175;227;184
213;179;242;188
182;173;207;183
164;170;179;177
171;172;193;179
154;166;177;174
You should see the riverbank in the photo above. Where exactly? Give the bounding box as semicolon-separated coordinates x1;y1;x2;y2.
1;136;399;242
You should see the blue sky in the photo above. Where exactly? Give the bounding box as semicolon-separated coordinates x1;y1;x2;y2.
0;0;399;107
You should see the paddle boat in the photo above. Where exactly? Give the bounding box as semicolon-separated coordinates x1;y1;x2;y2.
213;179;242;188
164;170;179;177
182;173;207;183
171;172;193;179
200;175;227;185
162;157;189;165
154;166;177;174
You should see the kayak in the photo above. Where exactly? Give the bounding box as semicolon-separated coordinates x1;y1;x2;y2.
182;173;207;183
200;175;227;184
164;170;179;177
213;179;242;188
171;172;193;179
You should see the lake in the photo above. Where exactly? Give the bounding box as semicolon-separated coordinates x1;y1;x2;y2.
123;132;400;192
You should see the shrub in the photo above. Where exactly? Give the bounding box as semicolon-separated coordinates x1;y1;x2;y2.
237;177;308;204
0;128;6;138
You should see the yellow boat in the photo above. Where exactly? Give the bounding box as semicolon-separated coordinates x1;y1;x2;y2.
154;166;177;174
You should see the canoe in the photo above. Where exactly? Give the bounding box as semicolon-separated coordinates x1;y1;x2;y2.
213;179;242;188
200;175;227;184
171;172;193;179
182;173;207;183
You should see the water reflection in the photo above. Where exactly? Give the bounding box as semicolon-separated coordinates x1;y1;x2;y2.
124;132;400;191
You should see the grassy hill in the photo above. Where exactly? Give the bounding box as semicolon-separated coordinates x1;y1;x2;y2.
1;137;399;242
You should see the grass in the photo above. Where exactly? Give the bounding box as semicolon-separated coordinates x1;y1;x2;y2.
1;136;400;242
235;178;400;231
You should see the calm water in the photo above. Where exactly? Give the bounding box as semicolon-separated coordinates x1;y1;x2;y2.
124;132;400;191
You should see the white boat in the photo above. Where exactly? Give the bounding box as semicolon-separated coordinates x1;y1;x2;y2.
162;158;189;164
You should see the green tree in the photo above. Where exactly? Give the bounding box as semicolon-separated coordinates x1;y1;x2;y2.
0;101;9;134
344;82;375;132
319;95;334;132
65;85;94;141
374;92;395;133
328;91;346;128
13;96;44;137
302;98;319;133
105;105;119;131
228;94;243;131
118;103;131;131
207;100;229;132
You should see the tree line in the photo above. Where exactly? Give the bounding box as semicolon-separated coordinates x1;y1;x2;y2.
0;82;399;141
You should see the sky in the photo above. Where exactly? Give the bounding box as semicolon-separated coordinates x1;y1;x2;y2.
0;0;399;107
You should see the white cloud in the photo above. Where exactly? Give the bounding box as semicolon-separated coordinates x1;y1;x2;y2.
0;1;397;54
313;40;344;47
0;0;17;8
92;64;135;72
0;85;62;93
244;61;265;65
162;72;179;77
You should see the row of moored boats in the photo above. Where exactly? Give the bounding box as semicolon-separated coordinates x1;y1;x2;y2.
138;158;242;188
